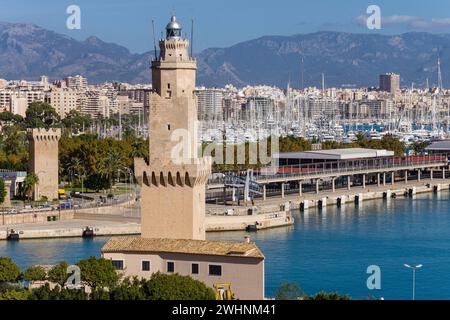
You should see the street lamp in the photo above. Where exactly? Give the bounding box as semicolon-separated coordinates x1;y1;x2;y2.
404;264;423;300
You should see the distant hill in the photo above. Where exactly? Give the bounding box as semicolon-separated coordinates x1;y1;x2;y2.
0;22;151;84
0;21;449;88
197;31;450;88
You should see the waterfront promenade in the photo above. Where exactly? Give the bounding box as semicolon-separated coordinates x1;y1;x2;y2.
208;177;450;213
1;176;449;240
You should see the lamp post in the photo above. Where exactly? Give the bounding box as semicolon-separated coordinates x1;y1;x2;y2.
404;264;422;300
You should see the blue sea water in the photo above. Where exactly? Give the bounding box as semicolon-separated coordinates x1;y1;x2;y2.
1;191;450;300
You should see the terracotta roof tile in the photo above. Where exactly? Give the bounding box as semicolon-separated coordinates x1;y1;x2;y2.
101;236;264;259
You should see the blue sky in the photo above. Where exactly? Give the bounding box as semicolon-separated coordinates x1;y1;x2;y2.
1;0;450;53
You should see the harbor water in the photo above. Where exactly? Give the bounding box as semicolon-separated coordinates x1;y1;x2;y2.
1;191;450;300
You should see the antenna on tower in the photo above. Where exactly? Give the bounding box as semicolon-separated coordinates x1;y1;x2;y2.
321;72;325;92
300;57;304;89
151;20;157;60
190;19;194;57
438;55;443;91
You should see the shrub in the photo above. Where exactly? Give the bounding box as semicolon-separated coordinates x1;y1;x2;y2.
23;265;47;282
143;272;215;300
0;257;20;283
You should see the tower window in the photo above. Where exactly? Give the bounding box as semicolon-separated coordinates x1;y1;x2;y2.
167;83;171;89
167;124;171;130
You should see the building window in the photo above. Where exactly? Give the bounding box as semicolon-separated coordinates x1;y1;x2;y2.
167;124;171;131
209;265;222;276
167;261;174;273
142;260;151;271
111;260;124;270
167;83;171;89
192;263;199;275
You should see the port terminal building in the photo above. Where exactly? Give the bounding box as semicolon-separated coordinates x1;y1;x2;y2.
273;148;395;166
207;147;447;203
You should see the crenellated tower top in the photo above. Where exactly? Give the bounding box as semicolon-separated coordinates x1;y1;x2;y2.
26;128;61;142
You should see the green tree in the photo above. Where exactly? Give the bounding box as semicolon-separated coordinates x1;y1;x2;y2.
1;125;27;155
143;272;215;300
77;256;119;290
47;261;69;287
306;292;351;300
23;265;47;282
109;277;146;300
25;101;60;129
68;157;86;188
0;290;31;300
84;173;111;192
379;135;405;157
98;149;125;193
61;110;92;135
0;257;20;283
0;178;6;205
28;283;87;300
275;282;305;300
411;141;430;155
20;173;39;200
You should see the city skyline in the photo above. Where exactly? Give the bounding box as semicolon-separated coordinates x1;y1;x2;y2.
2;0;450;53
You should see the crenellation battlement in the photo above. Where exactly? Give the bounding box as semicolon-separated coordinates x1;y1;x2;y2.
26;128;61;142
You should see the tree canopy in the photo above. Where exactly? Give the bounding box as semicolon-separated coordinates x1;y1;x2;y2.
25;102;61;129
0;257;21;283
23;265;47;282
77;256;119;290
47;261;69;287
143;272;215;300
0;178;6;205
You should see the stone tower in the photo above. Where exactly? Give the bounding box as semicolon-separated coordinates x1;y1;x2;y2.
27;128;61;201
134;16;211;240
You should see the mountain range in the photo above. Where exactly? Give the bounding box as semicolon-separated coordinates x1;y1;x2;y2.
1;21;449;88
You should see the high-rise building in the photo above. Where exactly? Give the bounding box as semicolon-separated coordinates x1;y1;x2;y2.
81;90;109;118
45;88;78;118
196;88;224;121
9;95;27;117
66;75;88;91
379;73;400;94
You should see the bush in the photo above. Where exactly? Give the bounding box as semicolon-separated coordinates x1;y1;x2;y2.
23;265;47;282
47;261;69;287
28;283;87;300
275;282;305;300
109;277;146;300
0;257;20;283
77;256;119;289
0;178;6;205
143;272;215;300
0;290;31;300
306;292;351;300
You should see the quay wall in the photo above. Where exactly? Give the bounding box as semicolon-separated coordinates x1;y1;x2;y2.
0;200;136;226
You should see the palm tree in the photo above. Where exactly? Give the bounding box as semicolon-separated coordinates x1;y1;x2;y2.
69;157;85;187
21;173;39;200
98;150;124;194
